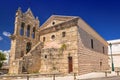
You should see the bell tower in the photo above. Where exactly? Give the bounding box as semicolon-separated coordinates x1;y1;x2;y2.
9;8;40;74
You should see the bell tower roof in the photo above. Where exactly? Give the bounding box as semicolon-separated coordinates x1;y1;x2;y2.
17;7;21;11
25;8;35;19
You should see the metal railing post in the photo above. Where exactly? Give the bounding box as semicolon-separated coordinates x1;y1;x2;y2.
27;75;29;80
74;73;76;80
53;74;55;80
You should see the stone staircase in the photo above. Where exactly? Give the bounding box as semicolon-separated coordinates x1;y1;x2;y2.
21;41;44;73
26;41;44;56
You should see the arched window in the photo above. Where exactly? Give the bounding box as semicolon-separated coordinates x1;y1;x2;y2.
27;25;30;37
26;42;32;53
20;22;25;36
32;27;35;38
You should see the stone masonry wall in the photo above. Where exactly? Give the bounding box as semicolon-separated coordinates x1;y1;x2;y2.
40;25;78;74
77;25;109;75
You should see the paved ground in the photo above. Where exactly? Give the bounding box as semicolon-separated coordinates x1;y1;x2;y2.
1;76;120;80
0;72;120;80
81;76;120;80
12;76;120;80
76;72;117;79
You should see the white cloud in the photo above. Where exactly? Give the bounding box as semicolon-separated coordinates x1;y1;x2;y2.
0;50;3;52
3;31;11;37
0;36;3;40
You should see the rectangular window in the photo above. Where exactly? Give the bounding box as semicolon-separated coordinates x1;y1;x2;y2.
62;32;66;37
91;39;94;49
39;35;40;41
43;37;45;42
103;47;104;53
21;51;24;57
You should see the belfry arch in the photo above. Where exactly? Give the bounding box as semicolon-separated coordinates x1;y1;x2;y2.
27;25;30;37
32;27;36;38
20;22;25;36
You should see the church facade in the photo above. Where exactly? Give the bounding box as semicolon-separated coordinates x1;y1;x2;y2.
9;8;109;74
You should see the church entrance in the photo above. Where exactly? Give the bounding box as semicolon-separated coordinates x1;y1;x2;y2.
68;56;73;73
22;66;27;73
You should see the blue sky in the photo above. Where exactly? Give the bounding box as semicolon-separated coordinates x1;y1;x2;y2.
0;0;120;51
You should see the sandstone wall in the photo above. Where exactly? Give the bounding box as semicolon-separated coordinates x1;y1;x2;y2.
40;26;78;74
77;22;109;74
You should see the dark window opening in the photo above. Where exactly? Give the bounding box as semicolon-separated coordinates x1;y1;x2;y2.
51;35;55;40
20;22;25;36
52;21;55;25
39;35;40;41
62;32;66;37
91;39;94;49
45;55;47;58
26;42;32;53
21;51;24;57
32;27;35;38
100;61;102;66
27;25;30;37
43;37;45;42
100;61;102;70
103;47;105;53
22;66;26;72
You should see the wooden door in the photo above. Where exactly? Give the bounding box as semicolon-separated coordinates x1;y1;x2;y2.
68;57;73;73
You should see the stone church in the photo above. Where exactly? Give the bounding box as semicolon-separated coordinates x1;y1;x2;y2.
9;8;109;74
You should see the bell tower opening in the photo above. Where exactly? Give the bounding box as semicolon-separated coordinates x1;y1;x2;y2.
32;27;36;38
20;22;25;36
27;25;30;37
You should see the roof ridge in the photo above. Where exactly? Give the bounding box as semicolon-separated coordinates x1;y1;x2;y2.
51;15;79;18
39;15;79;31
